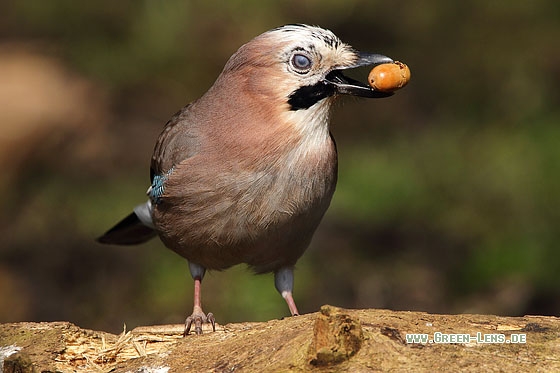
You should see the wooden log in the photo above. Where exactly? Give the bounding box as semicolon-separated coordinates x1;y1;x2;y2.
1;306;559;372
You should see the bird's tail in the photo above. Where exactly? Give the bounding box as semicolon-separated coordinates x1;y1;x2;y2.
97;201;157;245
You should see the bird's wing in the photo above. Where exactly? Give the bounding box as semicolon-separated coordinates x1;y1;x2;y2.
98;104;203;244
150;104;202;182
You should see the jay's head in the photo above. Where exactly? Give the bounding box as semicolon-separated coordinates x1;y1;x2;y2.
216;24;394;113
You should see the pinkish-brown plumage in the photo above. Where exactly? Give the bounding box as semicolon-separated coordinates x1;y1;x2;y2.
153;68;338;273
98;24;397;335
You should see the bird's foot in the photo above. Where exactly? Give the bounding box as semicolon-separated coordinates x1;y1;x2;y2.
184;308;215;336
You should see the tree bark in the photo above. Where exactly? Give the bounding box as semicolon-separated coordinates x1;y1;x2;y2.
1;305;559;372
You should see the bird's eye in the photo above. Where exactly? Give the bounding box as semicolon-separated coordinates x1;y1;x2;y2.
290;54;312;73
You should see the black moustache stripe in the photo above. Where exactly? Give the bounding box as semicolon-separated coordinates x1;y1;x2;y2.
288;81;336;110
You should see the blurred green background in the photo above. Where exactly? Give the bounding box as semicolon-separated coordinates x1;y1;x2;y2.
1;1;559;334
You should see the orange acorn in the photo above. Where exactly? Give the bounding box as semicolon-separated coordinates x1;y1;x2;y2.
368;61;411;92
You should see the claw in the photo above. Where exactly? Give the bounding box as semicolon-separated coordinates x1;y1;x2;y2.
207;312;216;332
184;311;215;336
184;316;194;336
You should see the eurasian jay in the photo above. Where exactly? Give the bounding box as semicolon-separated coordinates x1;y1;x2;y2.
98;24;396;335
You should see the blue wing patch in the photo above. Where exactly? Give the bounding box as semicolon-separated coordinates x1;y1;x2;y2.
148;168;174;204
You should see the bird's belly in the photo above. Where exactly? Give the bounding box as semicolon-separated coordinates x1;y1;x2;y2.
153;152;337;272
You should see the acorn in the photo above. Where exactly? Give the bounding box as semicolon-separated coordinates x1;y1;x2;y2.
368;61;410;92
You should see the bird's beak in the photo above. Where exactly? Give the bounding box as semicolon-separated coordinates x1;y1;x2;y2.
324;52;394;98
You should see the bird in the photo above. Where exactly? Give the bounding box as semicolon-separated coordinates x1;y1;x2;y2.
98;24;395;335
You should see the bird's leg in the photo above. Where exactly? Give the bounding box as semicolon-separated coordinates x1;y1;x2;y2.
184;262;215;336
282;289;300;316
274;266;299;316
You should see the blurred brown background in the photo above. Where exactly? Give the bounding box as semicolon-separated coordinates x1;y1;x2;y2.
1;1;559;334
